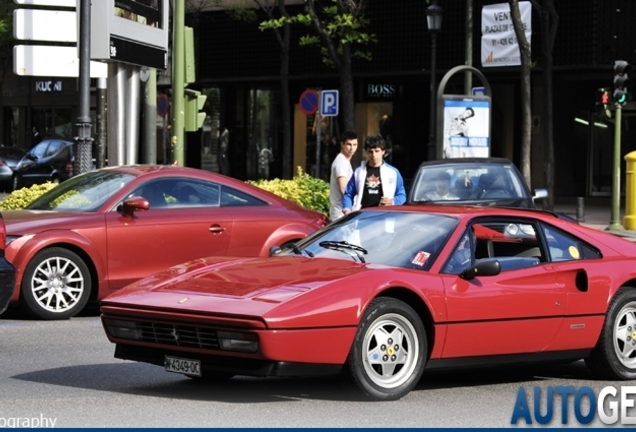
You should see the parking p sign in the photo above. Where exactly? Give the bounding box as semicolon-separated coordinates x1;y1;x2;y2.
320;90;339;116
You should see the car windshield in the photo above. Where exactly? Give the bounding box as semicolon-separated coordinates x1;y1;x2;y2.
26;170;136;212
291;210;458;269
410;163;529;204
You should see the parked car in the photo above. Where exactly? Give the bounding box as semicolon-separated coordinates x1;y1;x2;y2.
12;139;75;190
0;146;27;191
2;165;328;320
0;213;16;315
101;204;636;400
408;158;548;208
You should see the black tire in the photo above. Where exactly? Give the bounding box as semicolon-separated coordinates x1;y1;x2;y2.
20;247;92;320
345;297;426;401
585;287;636;380
12;174;21;191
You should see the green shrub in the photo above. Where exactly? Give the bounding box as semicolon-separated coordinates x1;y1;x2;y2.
248;167;330;216
0;183;57;211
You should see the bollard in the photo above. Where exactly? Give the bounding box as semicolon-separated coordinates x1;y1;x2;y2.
576;197;585;222
624;151;636;230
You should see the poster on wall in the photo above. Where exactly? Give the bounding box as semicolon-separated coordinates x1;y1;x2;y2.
442;97;490;159
481;1;531;67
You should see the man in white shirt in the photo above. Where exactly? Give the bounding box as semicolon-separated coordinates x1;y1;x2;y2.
425;171;459;201
329;131;358;220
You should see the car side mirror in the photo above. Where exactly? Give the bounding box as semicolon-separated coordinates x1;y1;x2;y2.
461;259;501;280
269;245;282;256
533;188;549;201
27;153;38;161
121;196;150;217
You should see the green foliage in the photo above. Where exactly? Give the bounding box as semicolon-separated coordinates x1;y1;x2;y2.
260;0;376;68
0;183;57;211
248;167;330;216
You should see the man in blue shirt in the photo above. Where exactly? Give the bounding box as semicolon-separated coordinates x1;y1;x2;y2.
343;134;406;214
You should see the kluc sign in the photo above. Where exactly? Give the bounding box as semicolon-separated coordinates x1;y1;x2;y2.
35;80;62;92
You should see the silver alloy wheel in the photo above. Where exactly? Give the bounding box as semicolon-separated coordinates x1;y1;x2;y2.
29;255;85;313
362;312;420;389
613;300;636;368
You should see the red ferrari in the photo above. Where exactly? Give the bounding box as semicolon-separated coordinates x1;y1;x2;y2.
101;205;636;400
2;165;327;320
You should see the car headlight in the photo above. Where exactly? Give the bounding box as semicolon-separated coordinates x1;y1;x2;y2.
104;319;143;340
217;331;259;353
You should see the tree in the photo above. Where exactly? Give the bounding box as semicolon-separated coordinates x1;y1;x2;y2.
531;0;558;210
0;0;15;143
508;0;532;187
261;0;376;132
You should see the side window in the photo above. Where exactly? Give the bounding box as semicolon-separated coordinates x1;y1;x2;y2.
31;142;48;158
220;186;266;207
541;225;602;262
44;141;61;157
472;221;542;272
442;229;474;274
129;178;223;209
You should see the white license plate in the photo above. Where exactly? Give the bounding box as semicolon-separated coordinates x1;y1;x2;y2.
164;356;201;377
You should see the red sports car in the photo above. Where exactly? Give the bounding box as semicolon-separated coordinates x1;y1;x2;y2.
100;205;636;400
2;165;327;320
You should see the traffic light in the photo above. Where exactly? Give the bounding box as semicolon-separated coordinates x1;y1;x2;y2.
184;89;207;132
613;60;632;106
597;87;611;106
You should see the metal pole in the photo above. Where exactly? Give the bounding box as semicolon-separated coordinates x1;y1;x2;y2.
464;0;473;95
125;66;140;165
144;69;157;164
172;0;185;166
427;32;438;161
74;0;94;175
315;108;322;179
107;63;126;166
609;104;625;231
96;77;107;168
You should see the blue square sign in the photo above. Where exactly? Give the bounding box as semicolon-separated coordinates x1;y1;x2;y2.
320;90;339;116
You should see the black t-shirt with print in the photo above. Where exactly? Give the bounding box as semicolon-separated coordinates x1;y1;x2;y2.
360;165;383;208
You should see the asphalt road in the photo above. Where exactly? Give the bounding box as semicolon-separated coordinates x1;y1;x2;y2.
0;307;633;428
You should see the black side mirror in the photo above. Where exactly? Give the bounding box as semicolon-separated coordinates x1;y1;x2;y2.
461;259;501;280
121;196;150;217
269;245;282;257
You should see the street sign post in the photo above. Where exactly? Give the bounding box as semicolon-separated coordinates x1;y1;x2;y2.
320;90;339;116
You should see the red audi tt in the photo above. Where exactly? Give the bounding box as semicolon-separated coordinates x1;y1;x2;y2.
2;165;327;320
100;205;636;400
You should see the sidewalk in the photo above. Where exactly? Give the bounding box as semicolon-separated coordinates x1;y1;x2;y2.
552;197;636;241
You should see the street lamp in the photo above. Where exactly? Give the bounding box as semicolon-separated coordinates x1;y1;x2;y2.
427;0;443;161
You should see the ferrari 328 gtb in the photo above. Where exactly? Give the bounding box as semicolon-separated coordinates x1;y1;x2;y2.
101;205;636;400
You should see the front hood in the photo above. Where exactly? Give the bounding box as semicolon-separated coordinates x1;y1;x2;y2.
3;210;90;233
102;256;368;316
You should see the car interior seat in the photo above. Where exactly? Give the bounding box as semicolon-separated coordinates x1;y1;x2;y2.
454;179;473;199
475;238;494;259
175;185;200;205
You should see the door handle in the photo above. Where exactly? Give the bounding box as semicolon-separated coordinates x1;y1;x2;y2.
209;225;226;234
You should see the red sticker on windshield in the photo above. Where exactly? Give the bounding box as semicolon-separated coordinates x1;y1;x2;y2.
412;251;430;267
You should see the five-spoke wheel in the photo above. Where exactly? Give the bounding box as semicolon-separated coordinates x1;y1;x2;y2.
586;288;636;380
346;297;426;400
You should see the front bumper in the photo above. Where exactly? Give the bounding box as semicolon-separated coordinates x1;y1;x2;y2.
0;257;16;315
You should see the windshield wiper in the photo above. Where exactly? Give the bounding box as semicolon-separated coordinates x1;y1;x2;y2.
288;243;314;257
318;241;367;263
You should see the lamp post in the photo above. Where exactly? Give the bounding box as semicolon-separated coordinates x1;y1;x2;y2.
427;0;443;161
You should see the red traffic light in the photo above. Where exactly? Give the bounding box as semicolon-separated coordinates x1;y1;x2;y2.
601;91;609;104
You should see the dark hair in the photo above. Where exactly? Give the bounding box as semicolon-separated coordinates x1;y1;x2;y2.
364;134;386;151
340;130;357;143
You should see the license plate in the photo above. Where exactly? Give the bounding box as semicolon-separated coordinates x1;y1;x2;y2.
164;356;201;377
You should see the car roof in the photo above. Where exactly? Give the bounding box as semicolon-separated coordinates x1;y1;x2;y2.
415;157;516;169
367;203;568;223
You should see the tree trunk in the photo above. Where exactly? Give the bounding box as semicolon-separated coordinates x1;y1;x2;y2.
509;0;532;187
340;44;355;132
537;0;558;209
278;1;293;179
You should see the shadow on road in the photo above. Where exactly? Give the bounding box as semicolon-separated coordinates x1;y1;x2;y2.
11;359;597;403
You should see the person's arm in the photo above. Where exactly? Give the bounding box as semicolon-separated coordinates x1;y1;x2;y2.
393;171;407;205
337;176;348;195
342;173;357;213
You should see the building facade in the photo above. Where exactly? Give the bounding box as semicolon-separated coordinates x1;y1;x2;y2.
193;0;636;198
